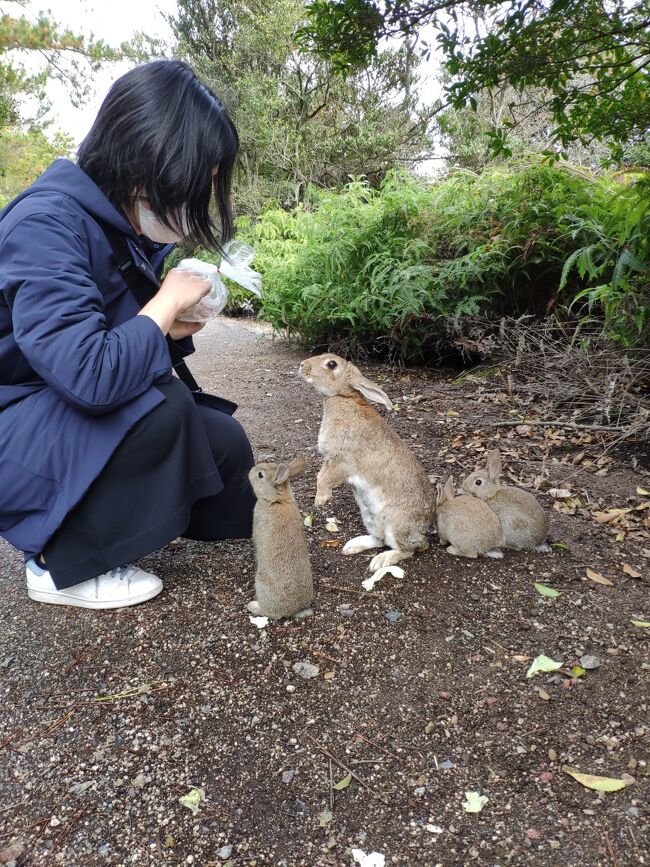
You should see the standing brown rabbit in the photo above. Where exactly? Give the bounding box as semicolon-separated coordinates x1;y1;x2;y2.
299;353;435;572
436;477;503;558
462;449;550;552
247;457;314;619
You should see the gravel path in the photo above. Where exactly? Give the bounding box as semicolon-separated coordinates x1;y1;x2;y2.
1;316;648;866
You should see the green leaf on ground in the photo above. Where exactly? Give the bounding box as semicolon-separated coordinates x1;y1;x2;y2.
562;767;626;792
463;791;489;813
303;514;313;527
631;619;650;628
527;655;563;678
179;787;205;814
333;771;352;790
571;665;587;677
534;583;561;598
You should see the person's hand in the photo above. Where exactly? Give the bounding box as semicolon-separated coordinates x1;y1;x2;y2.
158;267;212;315
169;319;207;340
138;268;212;337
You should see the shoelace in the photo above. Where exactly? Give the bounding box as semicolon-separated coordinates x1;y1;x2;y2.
94;564;135;593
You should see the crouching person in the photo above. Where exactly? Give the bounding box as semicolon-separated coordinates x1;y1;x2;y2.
0;60;255;608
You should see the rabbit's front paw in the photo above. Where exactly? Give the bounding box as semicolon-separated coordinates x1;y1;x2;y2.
314;490;331;507
247;600;263;615
369;549;414;571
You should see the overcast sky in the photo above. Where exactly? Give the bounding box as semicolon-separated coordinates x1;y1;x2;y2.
23;0;178;143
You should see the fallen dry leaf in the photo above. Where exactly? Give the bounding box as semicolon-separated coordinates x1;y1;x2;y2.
319;540;341;548
622;564;642;579
585;568;613;586
561;767;626;792
548;488;573;499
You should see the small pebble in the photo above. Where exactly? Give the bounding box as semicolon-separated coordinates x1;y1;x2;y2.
98;845;109;858
579;654;600;670
384;610;402;623
281;770;295;784
548;749;558;762
286;684;296;694
292;662;320;679
218;845;232;860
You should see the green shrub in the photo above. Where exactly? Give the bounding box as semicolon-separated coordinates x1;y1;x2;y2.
242;161;648;358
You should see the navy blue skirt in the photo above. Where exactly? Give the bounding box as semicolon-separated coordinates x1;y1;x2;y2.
43;379;254;589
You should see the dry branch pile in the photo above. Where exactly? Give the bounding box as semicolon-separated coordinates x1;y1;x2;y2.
450;316;650;442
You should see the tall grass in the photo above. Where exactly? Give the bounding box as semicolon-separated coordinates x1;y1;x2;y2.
237;160;648;359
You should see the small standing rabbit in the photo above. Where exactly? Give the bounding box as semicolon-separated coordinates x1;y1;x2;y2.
299;353;435;572
436;477;503;559
462;449;550;552
247;456;314;619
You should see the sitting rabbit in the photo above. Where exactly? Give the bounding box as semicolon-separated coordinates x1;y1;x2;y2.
299;353;435;572
462;449;550;552
436;477;503;559
247;456;314;619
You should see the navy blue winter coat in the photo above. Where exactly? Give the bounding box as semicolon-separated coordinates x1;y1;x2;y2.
0;159;186;557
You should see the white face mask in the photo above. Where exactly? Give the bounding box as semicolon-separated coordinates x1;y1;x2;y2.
136;200;191;243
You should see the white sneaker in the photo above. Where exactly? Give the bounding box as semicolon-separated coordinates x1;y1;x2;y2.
25;559;163;609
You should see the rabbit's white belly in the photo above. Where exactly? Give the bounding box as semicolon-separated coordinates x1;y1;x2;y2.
347;474;385;536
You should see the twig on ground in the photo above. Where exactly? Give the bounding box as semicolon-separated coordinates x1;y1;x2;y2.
328;758;334;811
304;733;389;805
354;731;404;764
44;802;91;863
605;830;619;867
314;650;339;663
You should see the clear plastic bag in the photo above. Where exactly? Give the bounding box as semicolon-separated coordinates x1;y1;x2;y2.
175;241;262;324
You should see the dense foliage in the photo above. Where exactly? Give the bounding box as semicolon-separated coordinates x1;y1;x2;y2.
235;162;649;358
301;0;650;159
169;0;436;212
0;126;72;207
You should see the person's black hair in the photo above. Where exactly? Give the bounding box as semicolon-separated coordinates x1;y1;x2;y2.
77;58;239;252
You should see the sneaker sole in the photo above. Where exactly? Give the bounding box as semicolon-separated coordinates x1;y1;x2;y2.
27;583;163;609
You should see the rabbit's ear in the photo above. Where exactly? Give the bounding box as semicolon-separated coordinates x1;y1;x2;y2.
438;477;455;504
274;463;291;484
486;450;502;481
287;456;307;479
348;366;394;410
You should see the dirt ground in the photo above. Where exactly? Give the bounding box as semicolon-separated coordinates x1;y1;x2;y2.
0;316;648;867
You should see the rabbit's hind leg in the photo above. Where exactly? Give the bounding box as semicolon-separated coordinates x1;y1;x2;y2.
342;535;384;555
247;600;263;614
446;545;478;558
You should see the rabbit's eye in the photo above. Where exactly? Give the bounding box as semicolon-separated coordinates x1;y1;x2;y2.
326;359;337;369
258;471;264;478
475;479;483;486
